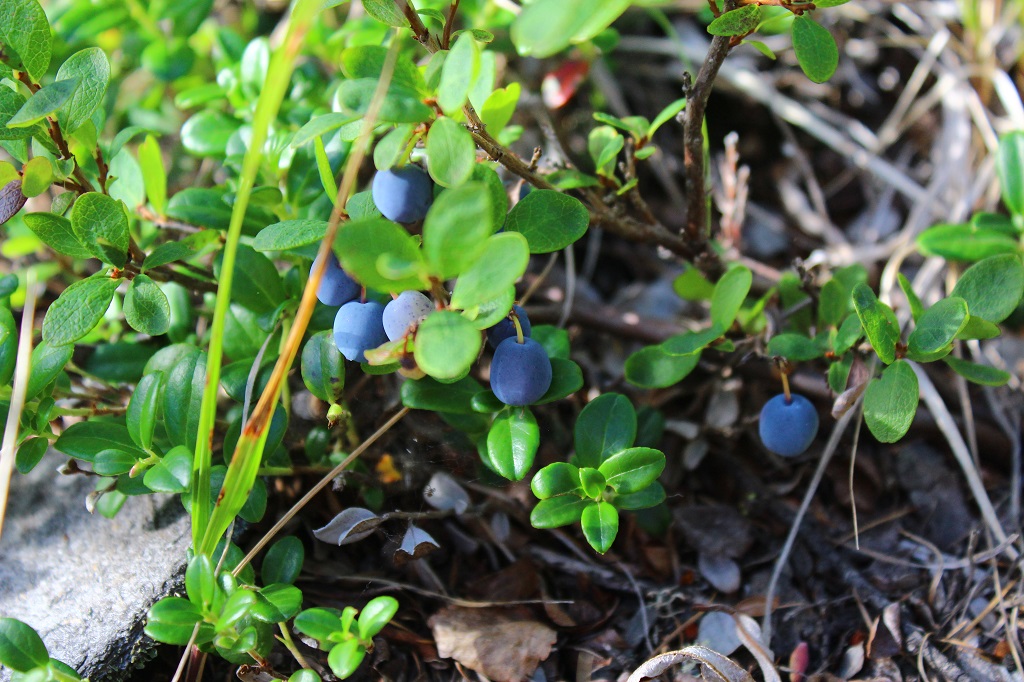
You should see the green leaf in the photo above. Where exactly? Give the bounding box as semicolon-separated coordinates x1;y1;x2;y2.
625;345;700;389
422;183;493;279
450;232;529;311
414;311;482;380
949;254;1024;324
262;536;305;585
711;265;752;331
15;437;47;474
185;554;216;610
0;88;38;141
289;670;322;682
0;0;52;81
661;326;724;356
426;116;476;188
530;495;589;528
833;314;863;355
766;333;823;360
707;4;761;36
291;113;358;149
25;341;72;400
852;283;899;364
581;501;618;554
907;297;968;356
181;110;240;157
673;268;715;301
533;357;583;405
145;598;203;645
294;607;346;647
6;79;79;129
574;393;636;469
127;371;163;451
163;346;206;450
144;445;193;493
818;278;849;327
253;219;327;252
897;273;924;323
956;315;1001;341
438;32;480;114
917;223;1020;262
254;583;302;623
997;131;1024;216
335;79;432;124
301;330;345;403
588;126;623;177
827;354;853;393
791;15;838;83
19;156;51;197
341;46;424;94
503;190;589;254
334;217;427;292
362;0;409;27
41;274;121;345
0;307;12;387
743;39;777;59
0;617;49;672
124;275;171;336
863;360;918;443
647;97;687;139
54;421;143;463
486;406;540;480
94;448;140;476
55;47;110;133
401;375;483;414
511;0;628;58
480;83;520;134
614;481;666;510
71;192;130;267
471;164;509;232
138;135;167;216
578;467;607;499
943;356;1011;386
357;595;399;641
531;462;583;499
214;244;285;314
328;638;366;679
597;446;665;495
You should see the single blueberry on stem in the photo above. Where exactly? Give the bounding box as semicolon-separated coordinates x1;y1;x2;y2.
333;300;388;363
490;336;552;406
758;393;819;457
312;252;361;307
371;165;434;223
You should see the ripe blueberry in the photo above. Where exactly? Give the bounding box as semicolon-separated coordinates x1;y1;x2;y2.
490;337;552;406
333;300;388;363
312;252;360;307
383;290;434;341
758;393;819;457
371;165;434;223
486;305;531;349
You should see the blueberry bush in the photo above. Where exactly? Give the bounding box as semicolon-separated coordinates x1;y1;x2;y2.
1;0;1023;679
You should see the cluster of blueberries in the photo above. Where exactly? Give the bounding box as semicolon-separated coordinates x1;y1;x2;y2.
314;165;552;407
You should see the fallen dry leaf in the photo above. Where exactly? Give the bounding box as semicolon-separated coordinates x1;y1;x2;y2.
428;606;557;682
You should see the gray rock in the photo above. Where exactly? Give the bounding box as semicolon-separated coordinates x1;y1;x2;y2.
0;452;190;681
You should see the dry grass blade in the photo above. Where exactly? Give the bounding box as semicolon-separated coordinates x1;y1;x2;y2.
627;646;755;682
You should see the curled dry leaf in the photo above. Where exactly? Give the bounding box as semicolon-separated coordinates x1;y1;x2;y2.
394;523;439;565
0;180;27;226
735;614;780;682
423;471;470;515
313;507;382;545
866;603;902;659
831;380;868;419
627;646;755;682
837;642;865;679
428;606;557;682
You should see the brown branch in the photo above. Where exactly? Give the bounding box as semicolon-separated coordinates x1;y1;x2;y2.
441;0;461;50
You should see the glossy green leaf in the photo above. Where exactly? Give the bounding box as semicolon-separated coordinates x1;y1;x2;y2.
661;326;724;356
262;536;305;586
336;78;431;123
401;375;483;414
0;89;37;141
124;275;171;336
0;306;14;387
532;357;583;405
138;135;167;216
414;310;482;380
214;245;285;314
614;481;666;510
127;370;163;451
0;0;52;81
917;223;1020;262
480;83;520;134
625;345;700;389
362;0;409;26
426;116;476;188
438;32;480;114
289;670;322;682
15;437;47;474
294;607;345;647
487;406;540;481
422;183;493;278
863;360;918;443
597;447;665;494
511;0;628;58
707;4;761;36
54;421;143;463
55;47;109;133
791;15;838;83
530;495;589;528
766;332;823;360
450;232;529;311
357;595;399;641
711;265;752;331
185;554;216;610
943;356;1011;386
342;45;423;93
0;617;49;672
581;501;618;554
578;467;606;499
163;346;206;450
41;274;121;346
574;393;636;468
144;446;193;494
25;341;72;400
328;638;366;679
253;219;327;252
531;462;583;499
301;330;345;403
291;113;358;148
997;131;1024;216
6;79;79;129
181;110;240;157
852;283;899;364
19;156;50;197
471;164;509;232
503;189;589;254
334;217;426;292
897;273;924;323
254;583;302;623
907;297;968;356
949;254;1024;324
818;278;849;327
145;598;203;645
71;192;130;267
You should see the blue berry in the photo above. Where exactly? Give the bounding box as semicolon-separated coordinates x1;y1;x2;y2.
490;337;552;406
383;290;433;341
312;252;360;307
333;301;388;363
371;165;434;223
759;393;819;457
487;305;531;349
